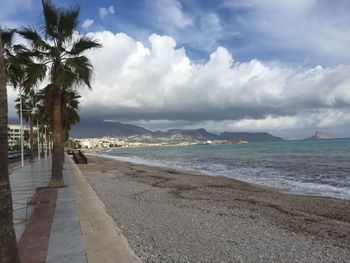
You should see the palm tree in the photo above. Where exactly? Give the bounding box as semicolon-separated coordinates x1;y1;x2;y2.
18;0;101;187
62;89;81;141
38;86;80;151
2;28;41;93
15;90;41;161
0;31;21;263
36;98;51;157
2;27;46;163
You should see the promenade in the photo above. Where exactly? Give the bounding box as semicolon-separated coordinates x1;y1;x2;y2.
10;155;140;263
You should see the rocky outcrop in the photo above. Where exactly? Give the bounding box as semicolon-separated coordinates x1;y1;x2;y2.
307;131;336;140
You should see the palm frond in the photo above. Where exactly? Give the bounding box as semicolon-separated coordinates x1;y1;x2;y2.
69;36;101;55
56;68;77;88
58;7;80;41
17;27;51;52
38;84;54;113
13;44;45;60
0;28;16;49
65;56;93;88
41;0;59;39
23;63;47;92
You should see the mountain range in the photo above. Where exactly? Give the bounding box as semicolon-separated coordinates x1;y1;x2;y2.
71;121;283;142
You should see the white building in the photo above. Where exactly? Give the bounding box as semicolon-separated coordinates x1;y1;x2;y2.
8;124;37;147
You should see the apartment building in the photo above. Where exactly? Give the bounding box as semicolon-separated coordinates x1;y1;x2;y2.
8;124;38;147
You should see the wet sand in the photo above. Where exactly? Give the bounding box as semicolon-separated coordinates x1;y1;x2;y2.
77;155;350;262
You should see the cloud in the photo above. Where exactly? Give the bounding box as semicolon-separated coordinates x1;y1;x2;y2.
0;0;38;29
143;0;236;52
210;110;350;132
0;0;33;17
126;109;350;134
72;30;350;137
146;0;193;30
221;0;350;65
82;19;94;30
8;29;350;137
99;5;115;19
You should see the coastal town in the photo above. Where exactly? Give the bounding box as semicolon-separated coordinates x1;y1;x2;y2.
73;136;248;149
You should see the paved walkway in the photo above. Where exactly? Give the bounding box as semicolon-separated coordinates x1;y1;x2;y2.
11;157;51;242
10;155;140;263
68;157;140;263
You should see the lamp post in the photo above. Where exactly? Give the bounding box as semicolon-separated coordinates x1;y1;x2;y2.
44;125;48;157
37;120;40;160
19;91;24;167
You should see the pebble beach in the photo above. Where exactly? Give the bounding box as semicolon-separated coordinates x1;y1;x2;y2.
77;155;350;262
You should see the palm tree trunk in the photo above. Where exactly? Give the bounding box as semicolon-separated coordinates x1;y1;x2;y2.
62;126;66;144
62;126;66;163
29;116;34;161
49;86;64;187
0;36;20;263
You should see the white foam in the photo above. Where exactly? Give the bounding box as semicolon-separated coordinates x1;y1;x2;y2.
89;152;350;200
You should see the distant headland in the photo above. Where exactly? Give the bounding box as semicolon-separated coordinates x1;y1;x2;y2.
306;131;336;140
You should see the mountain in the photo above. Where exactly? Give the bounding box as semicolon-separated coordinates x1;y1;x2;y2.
306;131;336;140
71;121;152;138
164;128;218;140
219;132;283;142
72;121;284;142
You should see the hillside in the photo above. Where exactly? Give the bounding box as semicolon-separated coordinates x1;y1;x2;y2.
71;121;283;142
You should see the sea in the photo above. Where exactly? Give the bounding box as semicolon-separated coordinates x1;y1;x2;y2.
97;139;350;200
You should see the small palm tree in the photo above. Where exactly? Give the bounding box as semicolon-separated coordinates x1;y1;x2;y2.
36;95;52;156
2;27;46;162
63;89;81;141
15;89;41;161
18;0;101;187
2;28;43;92
0;30;20;263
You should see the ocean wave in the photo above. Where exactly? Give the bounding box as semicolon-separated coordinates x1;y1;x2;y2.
89;142;350;200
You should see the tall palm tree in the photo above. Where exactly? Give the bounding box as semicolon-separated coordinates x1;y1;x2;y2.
18;0;101;187
15;90;41;161
0;31;20;263
38;86;80;147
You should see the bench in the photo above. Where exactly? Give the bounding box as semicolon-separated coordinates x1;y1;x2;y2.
72;150;88;164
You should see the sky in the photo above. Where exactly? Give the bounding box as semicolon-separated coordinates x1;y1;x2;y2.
2;0;350;139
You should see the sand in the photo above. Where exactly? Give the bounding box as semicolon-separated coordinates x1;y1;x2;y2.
77;155;350;262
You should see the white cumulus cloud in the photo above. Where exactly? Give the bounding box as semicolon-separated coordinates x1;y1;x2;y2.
82;19;94;30
147;0;193;29
8;30;350;138
222;0;350;65
74;30;350;137
99;5;115;19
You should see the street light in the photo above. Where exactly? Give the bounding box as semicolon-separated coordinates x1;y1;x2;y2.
37;120;40;160
19;90;24;167
44;125;48;157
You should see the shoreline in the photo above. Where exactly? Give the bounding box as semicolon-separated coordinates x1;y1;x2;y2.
87;151;350;201
77;155;350;262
